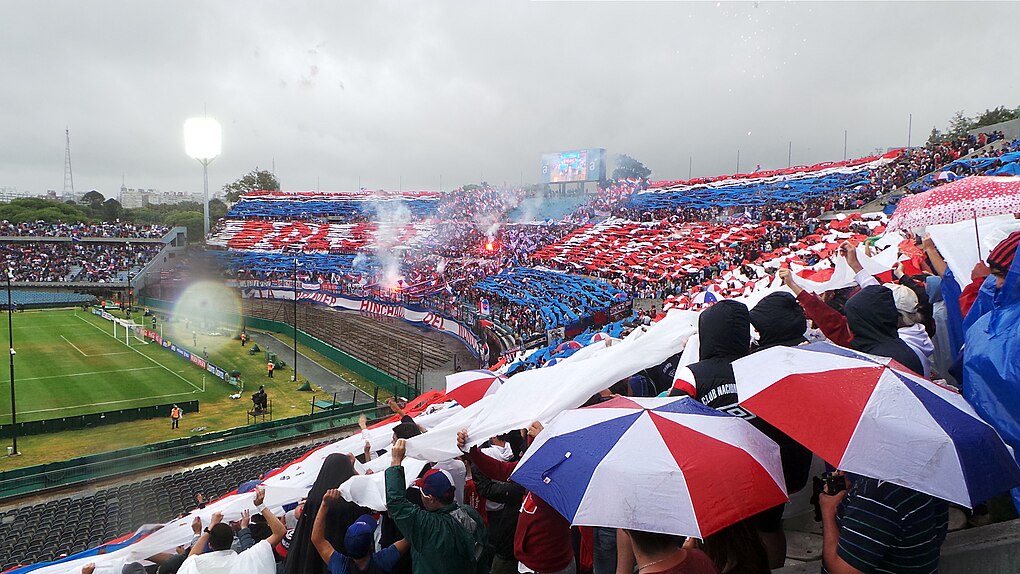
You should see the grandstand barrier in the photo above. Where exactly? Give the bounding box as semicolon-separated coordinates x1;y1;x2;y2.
229;280;484;357
0;401;198;439
137;297;416;400
0;403;390;501
242;315;415;399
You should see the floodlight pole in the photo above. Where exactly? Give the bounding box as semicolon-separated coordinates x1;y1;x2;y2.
127;271;133;317
6;271;18;456
197;157;213;238
293;257;299;382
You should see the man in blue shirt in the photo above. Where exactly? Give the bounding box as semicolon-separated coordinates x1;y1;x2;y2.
312;489;409;574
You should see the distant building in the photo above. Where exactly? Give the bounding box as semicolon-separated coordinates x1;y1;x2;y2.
120;186;204;209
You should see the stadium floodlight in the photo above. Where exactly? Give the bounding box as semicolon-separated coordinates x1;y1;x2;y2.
183;117;222;239
5;268;18;456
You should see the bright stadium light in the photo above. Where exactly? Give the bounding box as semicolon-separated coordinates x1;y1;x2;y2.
184;117;222;239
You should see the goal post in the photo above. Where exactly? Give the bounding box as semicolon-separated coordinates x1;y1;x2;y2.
113;318;149;346
130;323;149;345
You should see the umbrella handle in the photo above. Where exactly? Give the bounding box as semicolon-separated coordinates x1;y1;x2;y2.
973;209;982;261
541;451;572;484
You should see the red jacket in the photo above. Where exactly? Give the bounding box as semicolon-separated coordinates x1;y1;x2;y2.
467;447;573;573
797;290;853;346
959;276;985;318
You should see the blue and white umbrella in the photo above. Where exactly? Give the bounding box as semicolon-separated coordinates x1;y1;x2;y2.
510;396;788;537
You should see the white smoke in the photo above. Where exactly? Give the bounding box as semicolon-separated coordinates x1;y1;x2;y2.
515;193;547;224
368;199;411;290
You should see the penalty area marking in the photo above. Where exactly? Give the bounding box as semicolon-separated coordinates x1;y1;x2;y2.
61;335;88;357
58;335;134;357
13;391;202;417
75;315;204;393
18;366;160;382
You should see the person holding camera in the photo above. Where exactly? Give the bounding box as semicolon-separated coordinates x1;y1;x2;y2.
818;472;948;574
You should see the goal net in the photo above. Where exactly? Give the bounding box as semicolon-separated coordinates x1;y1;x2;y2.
113;318;149;345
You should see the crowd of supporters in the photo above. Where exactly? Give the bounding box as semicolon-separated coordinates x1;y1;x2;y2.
0;221;169;238
0;241;163;283
210;130;1020;339
68;225;1020;573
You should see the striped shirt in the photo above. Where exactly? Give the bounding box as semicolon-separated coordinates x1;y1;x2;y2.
827;476;949;574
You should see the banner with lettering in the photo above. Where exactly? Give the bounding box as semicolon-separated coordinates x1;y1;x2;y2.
244;288;483;356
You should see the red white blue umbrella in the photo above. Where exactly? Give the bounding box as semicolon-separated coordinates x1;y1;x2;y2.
732;342;1020;507
444;369;503;407
509;396;788;537
690;289;718;306
555;340;583;353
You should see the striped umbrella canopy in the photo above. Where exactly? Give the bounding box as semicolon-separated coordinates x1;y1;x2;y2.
444;369;503;407
510;396;787;537
733;342;1020;507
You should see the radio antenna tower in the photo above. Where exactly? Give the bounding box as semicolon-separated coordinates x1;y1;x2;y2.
63;127;75;196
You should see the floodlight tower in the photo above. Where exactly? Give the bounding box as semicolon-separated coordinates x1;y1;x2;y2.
183;118;222;239
63;128;75;199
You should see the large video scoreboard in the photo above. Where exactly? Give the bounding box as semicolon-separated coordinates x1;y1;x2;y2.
541;148;607;184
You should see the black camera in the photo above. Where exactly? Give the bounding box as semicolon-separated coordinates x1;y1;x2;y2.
810;472;847;522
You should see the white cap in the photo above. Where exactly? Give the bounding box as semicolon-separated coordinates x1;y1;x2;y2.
885;283;921;325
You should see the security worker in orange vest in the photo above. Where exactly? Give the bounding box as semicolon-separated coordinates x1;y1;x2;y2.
170;405;182;429
267;360;275;378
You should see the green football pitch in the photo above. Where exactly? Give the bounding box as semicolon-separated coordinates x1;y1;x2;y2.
0;309;215;424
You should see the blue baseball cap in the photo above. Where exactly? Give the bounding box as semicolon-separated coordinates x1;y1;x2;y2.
344;514;378;559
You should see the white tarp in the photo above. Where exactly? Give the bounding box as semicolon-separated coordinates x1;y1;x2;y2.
927;215;1020;290
405;310;700;462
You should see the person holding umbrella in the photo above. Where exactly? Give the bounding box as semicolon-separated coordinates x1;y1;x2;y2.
620;530;717;574
666;300;775;573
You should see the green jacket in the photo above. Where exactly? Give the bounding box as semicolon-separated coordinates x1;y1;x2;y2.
385;465;487;574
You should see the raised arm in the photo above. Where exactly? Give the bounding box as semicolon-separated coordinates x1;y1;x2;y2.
189;512;223;557
254;486;287;547
311;489;341;565
921;235;948;277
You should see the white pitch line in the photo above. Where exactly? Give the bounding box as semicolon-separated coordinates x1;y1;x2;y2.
17;366;160;382
60;335;88;357
75;315;204;393
13;391;200;416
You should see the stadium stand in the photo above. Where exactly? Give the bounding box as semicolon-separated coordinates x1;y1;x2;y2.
0;290;96;309
244;298;457;385
0;241;164;283
8;136;1020;574
0;222;170;239
225;190;440;220
0;439;335;570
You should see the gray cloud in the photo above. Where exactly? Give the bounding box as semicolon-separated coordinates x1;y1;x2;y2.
1;1;1017;197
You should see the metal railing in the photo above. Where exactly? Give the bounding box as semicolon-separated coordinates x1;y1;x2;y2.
0;403;388;502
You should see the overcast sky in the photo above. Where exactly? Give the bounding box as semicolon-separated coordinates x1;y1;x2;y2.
1;1;1018;198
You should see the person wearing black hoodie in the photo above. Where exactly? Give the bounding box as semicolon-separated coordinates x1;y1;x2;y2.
843;285;925;376
748;292;815;569
670;300;753;417
669;300;770;574
283;454;369;574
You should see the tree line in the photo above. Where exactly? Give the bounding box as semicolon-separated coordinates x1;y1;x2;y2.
928;105;1020;144
0;168;280;242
